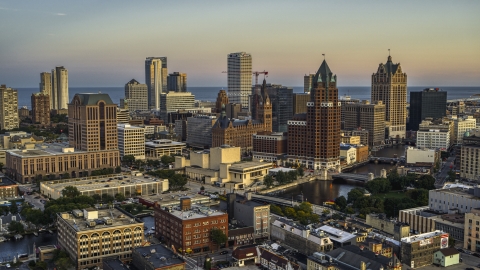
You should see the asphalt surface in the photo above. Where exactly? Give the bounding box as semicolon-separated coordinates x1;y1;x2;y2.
434;156;455;188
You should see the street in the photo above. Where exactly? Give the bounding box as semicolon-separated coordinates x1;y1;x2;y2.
434;156;455;188
183;248;234;270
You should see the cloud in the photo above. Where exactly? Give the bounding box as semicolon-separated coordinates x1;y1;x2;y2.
56;13;66;16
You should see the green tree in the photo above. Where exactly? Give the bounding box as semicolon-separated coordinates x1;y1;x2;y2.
276;171;287;184
447;170;456;181
347;188;365;203
62;186;81;198
448;237;455;247
9;201;18;214
322;209;330;215
122;155;135;165
115;193;125;202
334;196;347;210
92;194;102;202
415;175;436;190
270;205;283;216
8;220;24;234
211;228;227;250
296;202;314;214
297;167;304;177
345;207;355;215
200;186;205;191
365;178;391;194
55;257;73;270
61;173;70;179
284;207;297;219
406;189;429;206
103;194;115;204
161;155;175;165
115;166;122;173
263;175;274;188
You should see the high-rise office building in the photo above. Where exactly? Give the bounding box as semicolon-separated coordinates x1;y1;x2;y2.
124;79;149;111
31;93;50;126
68;93;119;152
371;55;407;140
304;74;315;93
343;101;386;148
51;66;69;109
39;72;52;109
263;83;293;132
159;92;195;121
409;88;447;131
167;72;187;92
227;52;252;109
145;57;168;110
287;60;341;170
118;124;145;160
292;93;310;115
0;85;19;130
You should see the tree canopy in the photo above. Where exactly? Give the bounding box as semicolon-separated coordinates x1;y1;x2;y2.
211;228;227;250
62;186;81;198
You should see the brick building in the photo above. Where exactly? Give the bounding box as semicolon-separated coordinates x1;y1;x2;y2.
154;198;228;254
252;132;287;162
31;92;50;125
287;60;340;170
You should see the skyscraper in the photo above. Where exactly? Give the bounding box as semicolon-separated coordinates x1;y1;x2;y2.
303;74;315;93
0;85;19;130
287;59;341;170
51;66;69;109
371;55;407;140
227;52;252;109
124;79;149;111
39;72;52;109
145;57;168;110
68;93;118;152
343;100;386;147
31;92;50;126
409;88;447;131
167;72;187;92
253;82;293;133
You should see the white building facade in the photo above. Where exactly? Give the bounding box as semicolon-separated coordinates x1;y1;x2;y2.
118;124;145;160
453;116;476;145
145;57;167;110
406;147;439;165
416;129;450;150
227;52;252;109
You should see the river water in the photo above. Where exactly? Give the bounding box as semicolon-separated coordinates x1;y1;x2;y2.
279;145;408;205
0;216;155;260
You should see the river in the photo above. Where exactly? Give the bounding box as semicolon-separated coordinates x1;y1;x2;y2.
278;145;408;205
0;216;155;260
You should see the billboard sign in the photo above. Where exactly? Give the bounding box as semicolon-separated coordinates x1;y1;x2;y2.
441;234;449;249
419;238;432;246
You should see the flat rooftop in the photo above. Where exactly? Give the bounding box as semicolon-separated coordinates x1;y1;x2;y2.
58;208;143;232
145;140;185;148
229;161;272;171
401;230;445;243
134;244;184;268
0;176;17;186
6;143;117;158
431;187;480;200
42;174;167;193
318;225;356;243
164;205;227;221
139;191;214;207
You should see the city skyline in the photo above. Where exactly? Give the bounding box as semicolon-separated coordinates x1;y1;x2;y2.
0;1;479;88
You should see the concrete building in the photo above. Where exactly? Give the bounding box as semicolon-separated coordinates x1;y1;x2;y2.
341;135;361;145
304;74;315;93
418;119;453;149
154;198;228;254
167;72;187;93
252;132;287;162
429;187;480;214
145;57;168;110
39;72;52;108
159;92;195;121
464;207;480;252
356;237;394;258
51;66;69;109
405;147;440;166
355;145;369;163
228;193;270;238
18;106;30;121
117;108;130;124
292;93;309;115
400;230;449;268
31;92;50;125
453;115;477;145
56;207;144;269
433;248;460;267
271;218;333;255
371;55;407;140
287;60;341;171
460;129;480;180
132;244;186;270
227;52;252;109
340;144;356;165
0;177;19;199
124;79;149;112
68;93;119;152
343;100;386;147
366;214;410;240
41;174;168;199
318;225;357;248
118;124;145;160
145;139;185;159
259;247;301;270
342;129;369;146
409;88;447;131
186;115;216;148
0;85;19;130
177;146;272;189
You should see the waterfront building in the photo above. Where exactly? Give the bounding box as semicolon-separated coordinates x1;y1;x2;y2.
167;72;187;92
460;129;480;180
340;145;356;165
452;115;477;145
341;135;361;145
159;92;195;121
31;93;50;125
401;230;448;268
227;52;252;109
287;60;340;170
39;72;52;108
145;57;168;110
409;88;447;131
355;145;369;163
416;129;451;150
371;55;407;140
418;119;454;149
252;132;287;162
212;82;272;152
343;100;386;147
0;85;19;130
56;207;144;269
405;147;440;166
186;115;216;148
145;139;185;159
124;79;149;112
51;66;69;109
132;244;186;270
41;174;168;199
154;198;228;254
118;124;145;160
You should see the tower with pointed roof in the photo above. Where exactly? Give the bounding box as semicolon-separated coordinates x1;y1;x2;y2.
124;78;148;111
371;54;407;140
287;59;341;170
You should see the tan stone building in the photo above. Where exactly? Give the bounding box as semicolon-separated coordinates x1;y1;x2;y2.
371;55;407;140
57;207;144;269
31;92;50;125
464;208;480;252
343;100;386;148
0;85;19;130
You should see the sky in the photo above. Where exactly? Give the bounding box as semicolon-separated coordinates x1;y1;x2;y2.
0;1;479;88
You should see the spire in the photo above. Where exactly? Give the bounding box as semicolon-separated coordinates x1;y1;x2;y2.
260;78;267;99
313;59;333;84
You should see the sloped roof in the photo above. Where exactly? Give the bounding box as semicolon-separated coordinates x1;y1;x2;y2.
327;245;390;270
438;248;459;256
75;93;114;105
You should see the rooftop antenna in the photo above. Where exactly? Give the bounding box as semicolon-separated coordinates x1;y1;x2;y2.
388;49;390;56
322;54;325;60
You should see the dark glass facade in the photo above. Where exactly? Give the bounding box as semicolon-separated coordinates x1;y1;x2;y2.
409;88;447;131
266;85;293;132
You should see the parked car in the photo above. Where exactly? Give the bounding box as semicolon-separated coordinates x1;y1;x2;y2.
220;250;228;255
